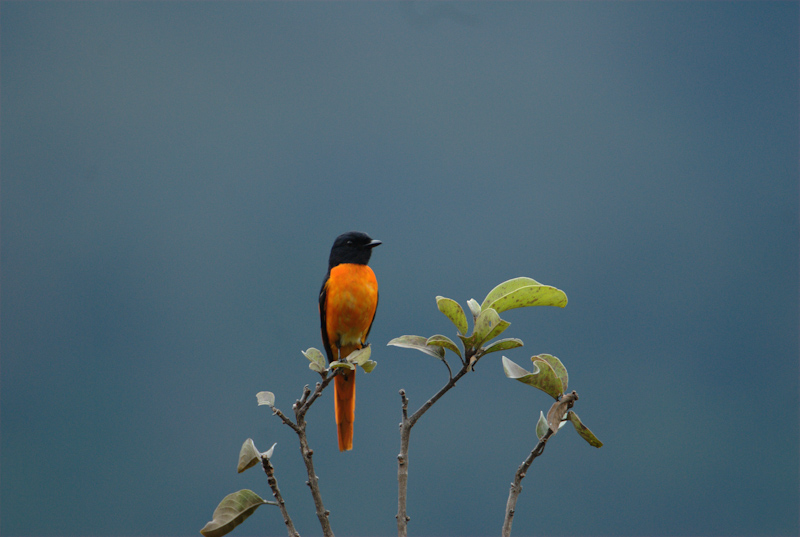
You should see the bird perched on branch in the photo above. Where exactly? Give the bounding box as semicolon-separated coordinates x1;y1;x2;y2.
319;231;381;451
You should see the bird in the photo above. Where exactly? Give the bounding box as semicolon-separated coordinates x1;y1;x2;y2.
319;231;381;451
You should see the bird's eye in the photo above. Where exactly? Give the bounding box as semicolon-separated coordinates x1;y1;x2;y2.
346;240;353;245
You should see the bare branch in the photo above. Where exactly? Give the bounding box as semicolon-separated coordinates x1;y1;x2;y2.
272;407;302;435
408;358;472;428
300;370;338;414
399;389;409;421
398;351;476;536
261;455;300;537
501;428;553;537
271;371;337;537
396;390;411;536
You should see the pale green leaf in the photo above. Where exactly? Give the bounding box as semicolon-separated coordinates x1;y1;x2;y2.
330;361;355;371
256;391;275;407
346;346;372;366
426;334;463;359
200;490;268;537
237;439;260;473
534;354;568;393
436;296;469;335
536;411;548;440
502;355;540;381
482;338;524;356
303;347;327;373
480;277;542;310
360;360;377;373
388;335;445;360
262;442;276;459
568;411;603;448
485;285;568;313
467;298;481;324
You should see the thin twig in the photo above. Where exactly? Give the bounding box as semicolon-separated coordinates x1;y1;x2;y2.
442;357;453;380
397;349;476;536
272;370;338;537
272;407;302;435
501;428;554;537
261;456;300;537
396;390;411;536
408;356;472;428
300;370;338;414
400;389;409;421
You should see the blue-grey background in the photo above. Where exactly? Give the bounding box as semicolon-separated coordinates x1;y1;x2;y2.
1;2;798;536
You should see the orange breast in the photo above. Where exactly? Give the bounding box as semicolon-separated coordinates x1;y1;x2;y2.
325;264;378;351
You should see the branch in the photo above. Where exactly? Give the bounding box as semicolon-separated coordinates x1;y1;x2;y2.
501;428;553;537
396;390;411;536
501;392;579;537
442;356;454;380
408;355;472;428
300;370;338;414
261;455;300;537
397;351;475;536
272;370;338;537
272;407;302;435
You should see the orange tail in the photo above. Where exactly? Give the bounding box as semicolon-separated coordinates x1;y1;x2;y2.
334;368;356;451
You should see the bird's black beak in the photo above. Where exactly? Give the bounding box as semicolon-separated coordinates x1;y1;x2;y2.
368;239;382;248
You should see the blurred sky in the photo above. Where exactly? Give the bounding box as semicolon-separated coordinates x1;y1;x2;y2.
1;2;798;536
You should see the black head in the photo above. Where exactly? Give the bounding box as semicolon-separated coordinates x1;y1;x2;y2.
328;231;381;268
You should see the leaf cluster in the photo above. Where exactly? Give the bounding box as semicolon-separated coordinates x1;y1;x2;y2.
504;357;602;447
388;277;567;372
303;346;376;374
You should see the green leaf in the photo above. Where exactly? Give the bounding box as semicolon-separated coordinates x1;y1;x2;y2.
303;347;327;373
360;360;377;373
466;298;481;324
426;334;463;359
388;335;446;360
536;411;548;440
237;439;261;473
330;361;355;371
528;358;563;399
473;308;510;346
568;411;603;448
256;391;275;407
200;490;268;537
436;296;469;335
480;277;542;310
501;356;563;399
484;316;511;343
346;346;372;366
482;338;524;356
456;333;479;352
485;284;568;313
533;354;568;393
